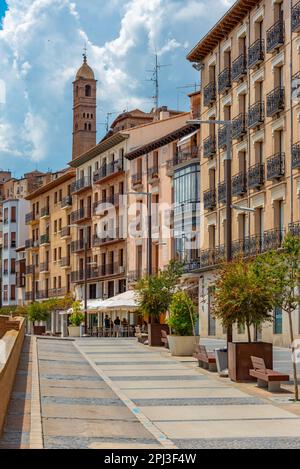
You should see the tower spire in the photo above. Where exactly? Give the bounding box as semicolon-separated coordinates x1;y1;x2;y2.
83;42;87;63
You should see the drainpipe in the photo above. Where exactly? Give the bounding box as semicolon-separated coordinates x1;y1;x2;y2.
290;0;294;225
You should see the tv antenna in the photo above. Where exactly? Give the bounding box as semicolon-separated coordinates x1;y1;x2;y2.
176;83;200;111
147;53;171;110
98;110;126;133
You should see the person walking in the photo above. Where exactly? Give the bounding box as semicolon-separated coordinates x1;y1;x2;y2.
104;315;110;337
114;316;121;338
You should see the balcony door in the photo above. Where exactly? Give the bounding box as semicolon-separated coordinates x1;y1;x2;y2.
208;287;216;336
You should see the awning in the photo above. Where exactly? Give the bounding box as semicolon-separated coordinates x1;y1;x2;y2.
177;129;199;147
61;299;105;315
99;290;139;312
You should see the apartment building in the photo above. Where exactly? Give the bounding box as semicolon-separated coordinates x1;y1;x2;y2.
187;0;300;346
24;169;76;304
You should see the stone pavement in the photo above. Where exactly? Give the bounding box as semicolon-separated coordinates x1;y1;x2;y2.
1;336;300;449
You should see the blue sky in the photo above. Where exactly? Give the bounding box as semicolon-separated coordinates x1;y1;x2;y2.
0;0;234;178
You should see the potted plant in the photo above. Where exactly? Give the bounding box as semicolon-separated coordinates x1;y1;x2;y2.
68;301;84;337
136;261;183;346
213;257;274;382
166;291;199;356
27;302;49;335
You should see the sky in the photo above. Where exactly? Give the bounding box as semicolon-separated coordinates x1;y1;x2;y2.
0;0;234;178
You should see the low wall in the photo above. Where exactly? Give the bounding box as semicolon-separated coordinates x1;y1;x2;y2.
0;316;25;436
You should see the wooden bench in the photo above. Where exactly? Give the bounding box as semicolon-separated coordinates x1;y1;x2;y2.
193;345;217;372
249;356;290;392
135;326;148;344
161;330;169;348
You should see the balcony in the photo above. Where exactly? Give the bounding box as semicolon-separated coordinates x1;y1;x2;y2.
41;206;50;218
70;206;91;224
16;274;25;288
232;172;247;197
93;229;123;247
203;81;216;107
292;1;300;33
93;160;124;184
71;239;85;253
60;226;71;238
26;265;38;275
40;262;49;273
232;114;247;140
48;288;68;298
266;20;284;53
292;142;300;169
203;189;216;211
289;221;300;237
248;39;264;69
231;54;247;82
40;234;50;246
131;173;143;188
248;102;264;129
37;290;49;300
218;182;226;204
25;292;33;302
166;148;199;173
203;136;216;158
200;249;216;269
128;270;146;283
71;176;92;195
183;258;201;273
25;212;39;225
218;125;228;149
266;87;284;117
71;264;121;282
148;166;159;182
267;153;285;181
61;195;72;209
59;257;71;268
262;229;285;252
218;68;231;94
25;239;40;250
248;163;265;189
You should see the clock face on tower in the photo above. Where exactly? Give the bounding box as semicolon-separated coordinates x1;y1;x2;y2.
72;55;97;160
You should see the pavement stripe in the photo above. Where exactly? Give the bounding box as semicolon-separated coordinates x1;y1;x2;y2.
29;337;43;449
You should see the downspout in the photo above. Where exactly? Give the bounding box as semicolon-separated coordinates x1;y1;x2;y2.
290;0;294;225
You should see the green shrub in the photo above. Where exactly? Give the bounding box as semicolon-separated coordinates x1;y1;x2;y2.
167;292;197;336
69;302;84;326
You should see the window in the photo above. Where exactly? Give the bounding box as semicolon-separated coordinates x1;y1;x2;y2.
54;220;57;233
85;85;91;97
84;123;87;131
10;285;16;301
53;248;57;262
59;189;62;202
11;206;16;222
11;232;16;248
58;247;62;260
11;258;16;274
54;192;58;204
274;307;283;334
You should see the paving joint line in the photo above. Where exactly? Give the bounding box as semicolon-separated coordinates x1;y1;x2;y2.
29;337;43;449
74;341;177;450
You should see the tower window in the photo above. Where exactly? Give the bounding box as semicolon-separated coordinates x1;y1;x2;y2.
91;114;93;119
84;123;87;131
76;86;78;97
87;113;90;118
88;123;91;131
85;85;91;97
83;113;85;118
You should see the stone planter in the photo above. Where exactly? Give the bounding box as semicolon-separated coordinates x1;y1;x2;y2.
33;326;46;336
148;324;169;347
228;342;273;382
68;326;81;338
168;335;200;357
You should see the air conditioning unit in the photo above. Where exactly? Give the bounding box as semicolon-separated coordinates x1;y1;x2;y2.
119;266;125;274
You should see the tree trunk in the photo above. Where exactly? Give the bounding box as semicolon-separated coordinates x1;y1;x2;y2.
246;323;252;343
288;311;299;401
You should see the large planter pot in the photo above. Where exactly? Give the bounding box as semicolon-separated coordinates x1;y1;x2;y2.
228;342;273;382
148;324;169;347
168;336;200;357
68;326;81;338
33;326;46;336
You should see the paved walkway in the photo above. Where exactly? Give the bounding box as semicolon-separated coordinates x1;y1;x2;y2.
2;336;300;449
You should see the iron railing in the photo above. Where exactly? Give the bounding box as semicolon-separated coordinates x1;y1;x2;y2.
203;189;216;210
232;113;247;140
218;182;226;204
232;172;247;197
232;54;247;81
248;163;265;189
218;68;231;94
266;20;284;53
266;87;284;117
292;1;300;33
71;176;92;194
248;39;264;68
248;102;264;129
292;142;300;169
203;81;216;106
203;136;216;158
267;153;285;180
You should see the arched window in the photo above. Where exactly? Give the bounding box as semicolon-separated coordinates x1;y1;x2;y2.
87;113;90;118
84;123;87;131
88;123;91;131
91;114;93;119
85;85;91;97
83;113;85;118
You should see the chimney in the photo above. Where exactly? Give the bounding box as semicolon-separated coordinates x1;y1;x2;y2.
159;106;170;121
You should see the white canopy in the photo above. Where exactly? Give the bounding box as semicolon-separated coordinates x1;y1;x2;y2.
177;129;198;147
62;299;105;315
99;290;139;312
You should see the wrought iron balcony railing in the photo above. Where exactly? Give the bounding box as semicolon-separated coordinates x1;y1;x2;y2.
48;288;68;298
203;136;216;158
40;234;50;245
248;102;264;129
267;153;285;180
60;226;71;238
248;163;265;189
61;195;72;209
203;81;216;106
71;239;85;253
248;39;264;69
71;176;92;194
25;212;39;225
232;113;247;140
70;206;91;224
218;125;228;149
131;173;143;187
25;239;40;250
59;257;71;268
292;142;300;170
40;262;49;273
232;172;247;197
232;54;247;82
203;189;216;210
289;221;300;237
41;207;50;218
266;20;284;53
148;166;159;181
93;160;123;183
262;229;285;252
266;87;284;117
292;1;300;33
218;182;226;204
218;68;231;94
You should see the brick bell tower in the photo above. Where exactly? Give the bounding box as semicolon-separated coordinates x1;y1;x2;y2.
72;51;97;160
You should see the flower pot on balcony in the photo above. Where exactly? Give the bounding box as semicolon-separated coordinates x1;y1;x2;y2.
168;335;200;357
228;342;273;382
148;324;169;347
33;325;46;336
68;326;81;338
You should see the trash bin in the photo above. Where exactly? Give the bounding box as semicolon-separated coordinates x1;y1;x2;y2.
80;324;85;337
215;348;228;377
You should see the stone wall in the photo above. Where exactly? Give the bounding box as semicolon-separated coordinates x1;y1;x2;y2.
0;316;25;436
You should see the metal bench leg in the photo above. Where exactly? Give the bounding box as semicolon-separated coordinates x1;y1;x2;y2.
208;363;217;372
257;379;268;388
268;381;281;392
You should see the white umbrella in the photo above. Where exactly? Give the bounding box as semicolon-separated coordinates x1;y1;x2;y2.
99;290;139;312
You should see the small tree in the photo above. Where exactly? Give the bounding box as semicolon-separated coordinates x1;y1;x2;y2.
69;301;84;327
212;257;274;343
255;234;300;401
136;260;183;323
167;292;197;336
27;302;50;326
